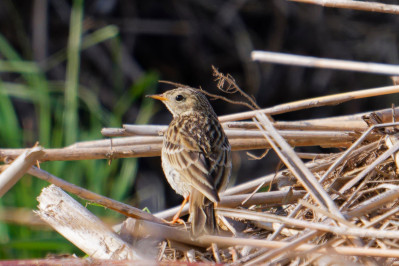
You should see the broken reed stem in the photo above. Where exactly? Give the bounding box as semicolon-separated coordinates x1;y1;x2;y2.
252;51;399;76
290;0;399;15
37;185;138;260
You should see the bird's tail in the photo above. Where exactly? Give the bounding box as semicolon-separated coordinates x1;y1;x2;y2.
189;189;217;238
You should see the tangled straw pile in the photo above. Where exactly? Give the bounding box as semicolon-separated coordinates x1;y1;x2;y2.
3;90;399;264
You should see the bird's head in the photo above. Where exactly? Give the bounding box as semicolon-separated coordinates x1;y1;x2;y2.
147;87;213;117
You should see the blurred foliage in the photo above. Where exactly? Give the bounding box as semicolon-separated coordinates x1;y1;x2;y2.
0;0;159;259
0;0;398;260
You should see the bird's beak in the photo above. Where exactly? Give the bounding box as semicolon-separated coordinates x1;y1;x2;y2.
146;94;168;101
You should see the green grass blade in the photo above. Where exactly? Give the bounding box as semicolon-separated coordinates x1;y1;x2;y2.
0;61;40;73
64;0;84;145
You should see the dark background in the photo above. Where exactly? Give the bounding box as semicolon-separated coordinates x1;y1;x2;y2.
0;0;399;259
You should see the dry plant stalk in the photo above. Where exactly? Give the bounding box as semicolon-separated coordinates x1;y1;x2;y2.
0;130;362;162
219;83;399;122
290;0;399;15
252;51;399;75
0;146;44;197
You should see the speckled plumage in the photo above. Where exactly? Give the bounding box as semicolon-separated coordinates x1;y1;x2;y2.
148;87;231;236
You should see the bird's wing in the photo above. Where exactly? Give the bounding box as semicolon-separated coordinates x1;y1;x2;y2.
163;115;232;203
163;139;221;203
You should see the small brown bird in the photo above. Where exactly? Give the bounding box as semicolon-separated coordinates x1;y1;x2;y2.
148;87;231;236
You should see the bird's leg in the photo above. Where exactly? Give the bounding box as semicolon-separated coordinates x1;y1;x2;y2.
171;195;189;224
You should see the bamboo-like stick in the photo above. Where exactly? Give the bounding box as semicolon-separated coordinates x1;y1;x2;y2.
36;185;138;260
105;119;363;136
273;120;367;131
67;136;162;148
122;218;399;258
0;144;162;162
123;124;164;136
0;130;360;162
0;146;44;197
289;0;399;15
252;51;399;75
101;107;398;137
219;84;399;122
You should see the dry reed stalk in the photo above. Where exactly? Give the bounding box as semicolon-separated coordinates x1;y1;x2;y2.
252;51;399;75
101;107;399;137
0;146;44;197
0;130;361;162
346;186;399;218
68;136;162;148
219;84;399;122
0;144;162;162
289;0;399;15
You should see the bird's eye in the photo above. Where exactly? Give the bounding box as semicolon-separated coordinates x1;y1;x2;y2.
175;94;184;101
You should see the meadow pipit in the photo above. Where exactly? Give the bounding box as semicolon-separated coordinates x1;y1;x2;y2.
148;87;232;236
